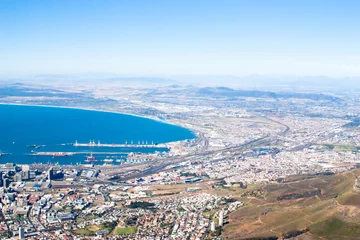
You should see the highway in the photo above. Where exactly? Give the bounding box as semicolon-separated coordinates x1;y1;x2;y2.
108;116;292;181
114;135;271;181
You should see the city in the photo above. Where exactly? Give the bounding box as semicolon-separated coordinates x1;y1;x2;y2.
1;81;360;239
1;0;360;239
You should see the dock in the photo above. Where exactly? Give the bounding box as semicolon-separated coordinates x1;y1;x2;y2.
29;151;131;156
73;140;168;149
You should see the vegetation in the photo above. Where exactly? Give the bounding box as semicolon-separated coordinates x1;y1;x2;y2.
222;169;360;239
180;172;197;177
74;222;117;236
128;201;155;209
276;189;321;201
239;237;278;240
125;216;138;226
282;228;309;238
73;229;93;236
100;222;117;233
310;217;360;239
14;214;25;220
323;144;358;152
111;226;137;235
223;198;237;203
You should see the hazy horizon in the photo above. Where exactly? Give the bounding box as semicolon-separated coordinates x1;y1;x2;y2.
2;73;360;92
1;0;360;77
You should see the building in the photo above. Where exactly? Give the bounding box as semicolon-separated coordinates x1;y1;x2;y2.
19;226;24;239
25;170;31;180
15;173;22;182
219;210;224;227
3;178;9;188
47;167;54;182
21;165;30;172
210;221;216;232
57;213;74;222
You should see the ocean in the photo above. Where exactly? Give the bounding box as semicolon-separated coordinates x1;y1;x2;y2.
0;104;196;165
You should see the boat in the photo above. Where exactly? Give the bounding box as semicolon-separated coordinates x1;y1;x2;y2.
103;159;114;163
52;152;69;157
85;153;97;162
0;152;10;157
28;144;42;149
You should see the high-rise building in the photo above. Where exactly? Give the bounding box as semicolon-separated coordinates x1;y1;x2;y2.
21;165;30;172
21;170;31;180
19;226;25;239
3;178;9;188
47;167;54;182
219;210;224;227
210;221;216;232
15;173;22;182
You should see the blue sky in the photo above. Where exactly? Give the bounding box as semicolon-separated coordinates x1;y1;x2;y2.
0;0;359;77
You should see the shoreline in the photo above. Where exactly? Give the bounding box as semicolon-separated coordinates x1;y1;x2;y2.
0;102;198;142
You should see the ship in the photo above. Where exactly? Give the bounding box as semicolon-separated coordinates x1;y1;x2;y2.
28;144;41;148
85;153;97;162
52;152;69;157
103;159;114;163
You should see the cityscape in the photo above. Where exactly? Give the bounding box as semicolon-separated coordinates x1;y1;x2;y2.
1;0;360;239
1;82;360;239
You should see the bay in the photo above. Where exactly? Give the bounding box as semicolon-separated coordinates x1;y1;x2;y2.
0;104;196;165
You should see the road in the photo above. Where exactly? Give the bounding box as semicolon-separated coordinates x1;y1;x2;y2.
117;136;270;181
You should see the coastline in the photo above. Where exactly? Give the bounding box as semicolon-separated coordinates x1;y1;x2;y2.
0;102;198;142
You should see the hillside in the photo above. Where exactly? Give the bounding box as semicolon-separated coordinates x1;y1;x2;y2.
222;169;360;240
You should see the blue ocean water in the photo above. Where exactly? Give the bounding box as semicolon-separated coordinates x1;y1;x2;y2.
0;104;196;165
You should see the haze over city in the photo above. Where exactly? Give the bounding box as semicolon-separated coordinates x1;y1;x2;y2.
1;1;360;240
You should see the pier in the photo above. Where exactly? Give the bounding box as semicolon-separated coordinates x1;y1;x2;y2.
73;140;168;149
29;151;132;156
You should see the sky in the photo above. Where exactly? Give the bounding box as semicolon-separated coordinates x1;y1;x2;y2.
0;0;360;77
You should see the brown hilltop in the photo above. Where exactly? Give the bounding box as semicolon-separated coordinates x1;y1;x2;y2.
222;169;360;240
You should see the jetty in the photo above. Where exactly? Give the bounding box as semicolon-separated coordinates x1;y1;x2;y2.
29;151;132;156
73;140;168;149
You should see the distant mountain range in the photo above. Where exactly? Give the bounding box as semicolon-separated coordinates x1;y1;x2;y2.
0;85;85;98
2;74;360;92
197;87;341;101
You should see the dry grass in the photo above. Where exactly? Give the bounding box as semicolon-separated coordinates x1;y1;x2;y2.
222;169;360;239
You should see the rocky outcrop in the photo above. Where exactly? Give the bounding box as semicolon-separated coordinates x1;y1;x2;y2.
354;177;360;192
277;189;321;201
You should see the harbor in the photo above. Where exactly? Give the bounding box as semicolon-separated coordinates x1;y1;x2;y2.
29;151;132;156
0;104;193;165
73;140;168;149
0;139;171;166
25;151;160;165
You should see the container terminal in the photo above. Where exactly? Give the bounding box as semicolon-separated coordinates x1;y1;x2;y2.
73;140;168;149
29;151;131;156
